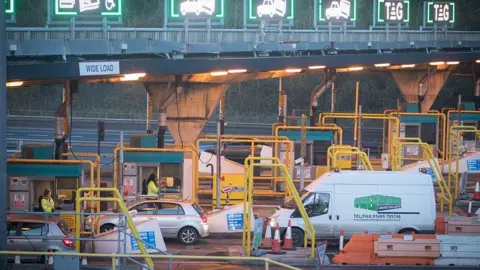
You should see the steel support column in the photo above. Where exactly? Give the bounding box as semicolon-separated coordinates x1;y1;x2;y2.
0;2;8;268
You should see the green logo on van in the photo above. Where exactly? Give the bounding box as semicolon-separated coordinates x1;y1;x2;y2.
354;195;402;212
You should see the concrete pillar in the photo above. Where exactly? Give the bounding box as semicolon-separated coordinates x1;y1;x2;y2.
390;70;451;112
146;82;229;145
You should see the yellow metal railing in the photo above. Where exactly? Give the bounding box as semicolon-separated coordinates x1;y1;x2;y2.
447;126;480;199
392;139;452;215
0;251;302;270
320;113;399;166
326;145;373;171
74;187;154;270
196;136;294;197
243;157;316;259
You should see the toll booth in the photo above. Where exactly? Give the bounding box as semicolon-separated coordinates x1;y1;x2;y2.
394;104;442;166
119;134;191;203
277;125;336;181
447;103;480;153
7;144;85;228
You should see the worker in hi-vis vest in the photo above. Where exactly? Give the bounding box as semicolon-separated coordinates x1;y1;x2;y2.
41;188;55;212
147;173;159;196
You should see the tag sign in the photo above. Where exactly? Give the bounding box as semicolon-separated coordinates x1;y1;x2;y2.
384;0;403;22
79;62;120;76
252;218;263;249
426;2;455;24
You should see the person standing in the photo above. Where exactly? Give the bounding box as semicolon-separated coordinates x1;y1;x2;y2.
41;189;55;212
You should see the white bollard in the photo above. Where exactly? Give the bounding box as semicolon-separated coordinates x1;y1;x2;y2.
468;200;473;217
14;250;20;265
339;229;345;251
81;256;88;265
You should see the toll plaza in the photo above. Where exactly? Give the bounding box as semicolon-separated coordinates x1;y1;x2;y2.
2;0;480;269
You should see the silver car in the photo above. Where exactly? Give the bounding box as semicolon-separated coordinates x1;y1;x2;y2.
97;199;209;245
7;214;75;261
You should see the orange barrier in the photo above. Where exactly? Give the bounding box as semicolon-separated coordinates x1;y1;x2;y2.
435;217;447;234
446;216;480;235
332;233;438;266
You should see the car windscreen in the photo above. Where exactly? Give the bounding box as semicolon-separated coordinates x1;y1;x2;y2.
57;220;72;235
192;203;205;215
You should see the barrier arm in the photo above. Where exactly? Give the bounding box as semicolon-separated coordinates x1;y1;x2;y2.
74;187;154;270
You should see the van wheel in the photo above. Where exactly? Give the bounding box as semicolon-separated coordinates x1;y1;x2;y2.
399;228;418;234
291;227;304;247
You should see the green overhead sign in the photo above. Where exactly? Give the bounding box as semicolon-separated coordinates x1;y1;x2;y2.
168;0;225;19
5;0;14;14
426;1;455;24
53;0;122;17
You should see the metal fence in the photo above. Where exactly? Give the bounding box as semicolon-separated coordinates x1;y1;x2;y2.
6;27;480;43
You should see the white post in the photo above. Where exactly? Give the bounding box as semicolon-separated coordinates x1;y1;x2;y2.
339;229;345;251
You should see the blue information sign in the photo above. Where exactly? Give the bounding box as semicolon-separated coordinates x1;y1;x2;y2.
130;231;156;250
467;159;480;171
227;213;243;230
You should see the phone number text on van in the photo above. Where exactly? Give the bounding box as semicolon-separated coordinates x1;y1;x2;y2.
353;213;401;221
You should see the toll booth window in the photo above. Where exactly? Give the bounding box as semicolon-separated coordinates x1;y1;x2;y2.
421;123;437;144
303;193;330;217
405;125;420;138
21;223;48;236
313;141;331;165
157;203;185;215
133;202;157;215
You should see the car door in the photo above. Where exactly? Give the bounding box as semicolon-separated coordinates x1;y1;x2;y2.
7;222;22;260
292;192;334;239
130;202;158;225
155;203;186;237
19;222;50;253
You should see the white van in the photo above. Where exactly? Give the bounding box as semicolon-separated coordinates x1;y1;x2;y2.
267;170;436;246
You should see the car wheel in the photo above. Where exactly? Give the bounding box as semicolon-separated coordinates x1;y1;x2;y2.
399;228;418;235
100;224;116;233
291;227;304;247
178;226;199;245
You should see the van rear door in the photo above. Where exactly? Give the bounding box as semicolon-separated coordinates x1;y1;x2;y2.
332;184;379;238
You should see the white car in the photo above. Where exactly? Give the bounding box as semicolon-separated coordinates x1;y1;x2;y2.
95;199;209;245
180;0;215;16
257;0;287;18
326;0;351;20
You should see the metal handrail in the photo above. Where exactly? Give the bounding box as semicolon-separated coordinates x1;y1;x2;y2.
0;251;302;270
243;157;316;259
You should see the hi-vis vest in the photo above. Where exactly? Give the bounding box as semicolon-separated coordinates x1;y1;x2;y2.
41;197;54;212
148;181;159;195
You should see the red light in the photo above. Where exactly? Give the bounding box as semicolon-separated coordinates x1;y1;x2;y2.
63;238;73;247
200;214;207;224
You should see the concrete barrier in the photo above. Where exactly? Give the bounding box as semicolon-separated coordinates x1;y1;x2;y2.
207;203;255;234
435;235;480;266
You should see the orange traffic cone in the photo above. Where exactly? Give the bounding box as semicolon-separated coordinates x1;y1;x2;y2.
260;223;273;249
268;223;286;255
282;220;296;250
473;181;480;201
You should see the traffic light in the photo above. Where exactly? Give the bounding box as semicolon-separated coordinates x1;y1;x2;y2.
98;121;105;142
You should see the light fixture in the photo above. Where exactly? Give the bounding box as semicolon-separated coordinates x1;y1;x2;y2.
228;69;247;74
120;77;140;82
430;61;445;66
123;73;146;79
447;61;459;65
211;71;228;76
6;81;24;87
401;64;415;68
476;60;480;63
374;63;390;67
285;69;302;73
308;65;326;70
348;67;364;71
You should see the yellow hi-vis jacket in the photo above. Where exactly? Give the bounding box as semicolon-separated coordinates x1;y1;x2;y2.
148;181;159;195
41;197;55;212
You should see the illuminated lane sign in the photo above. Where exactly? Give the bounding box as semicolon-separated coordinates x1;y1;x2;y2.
5;0;14;14
377;0;410;23
426;2;455;24
318;0;357;22
169;0;224;18
53;0;122;16
248;0;294;20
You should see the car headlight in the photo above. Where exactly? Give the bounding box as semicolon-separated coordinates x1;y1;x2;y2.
269;218;276;228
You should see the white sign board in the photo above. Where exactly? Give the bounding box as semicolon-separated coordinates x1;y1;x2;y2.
79;61;120;76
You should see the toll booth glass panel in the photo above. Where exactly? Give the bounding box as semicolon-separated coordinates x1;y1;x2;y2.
421;123;437;145
313;141;332;165
140;164;183;197
462;122;478;141
405;125;420;138
56;177;78;211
